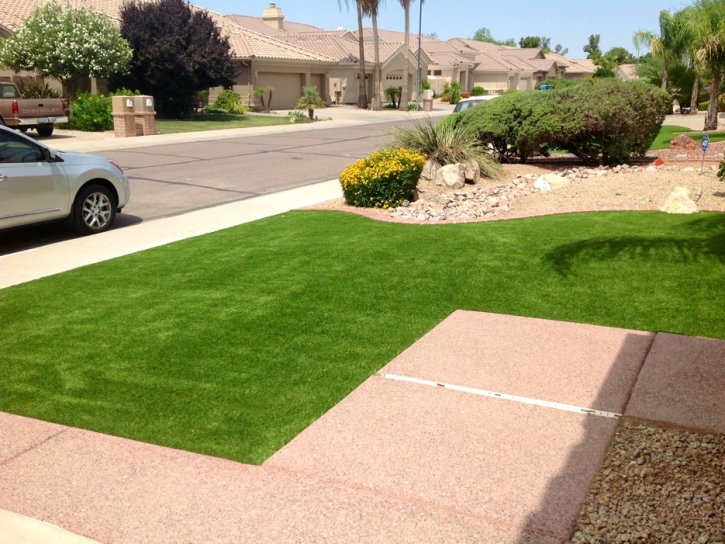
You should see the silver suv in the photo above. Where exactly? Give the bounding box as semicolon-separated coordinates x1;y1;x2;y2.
0;125;130;234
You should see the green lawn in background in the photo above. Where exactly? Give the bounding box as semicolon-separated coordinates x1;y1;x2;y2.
155;113;290;134
650;124;725;151
1;211;723;464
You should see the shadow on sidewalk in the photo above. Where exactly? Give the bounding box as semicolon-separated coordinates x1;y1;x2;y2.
515;332;655;542
0;213;143;256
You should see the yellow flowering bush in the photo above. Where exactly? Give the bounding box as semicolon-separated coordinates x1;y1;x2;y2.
339;148;425;208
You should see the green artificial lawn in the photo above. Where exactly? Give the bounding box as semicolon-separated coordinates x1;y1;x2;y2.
650;125;725;150
155;113;290;134
2;211;724;464
650;125;692;150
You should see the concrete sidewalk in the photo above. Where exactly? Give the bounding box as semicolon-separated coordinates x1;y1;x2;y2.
1;311;723;542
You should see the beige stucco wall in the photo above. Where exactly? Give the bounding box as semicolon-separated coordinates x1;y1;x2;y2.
471;72;510;92
210;60;331;110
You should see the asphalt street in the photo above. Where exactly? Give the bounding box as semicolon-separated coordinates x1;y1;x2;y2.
0;119;409;255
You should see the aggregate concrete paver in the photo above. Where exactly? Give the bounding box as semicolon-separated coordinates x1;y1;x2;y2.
0;418;550;544
381;310;655;414
266;375;619;542
0;412;67;466
626;332;725;434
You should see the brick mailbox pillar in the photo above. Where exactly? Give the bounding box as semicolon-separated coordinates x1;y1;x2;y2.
111;96;136;138
133;95;156;136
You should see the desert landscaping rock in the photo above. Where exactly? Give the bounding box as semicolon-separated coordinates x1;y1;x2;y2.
534;176;552;192
315;162;724;220
464;160;481;184
436;163;466;189
570;420;725;544
670;133;699;149
660;187;699;214
420;159;440;184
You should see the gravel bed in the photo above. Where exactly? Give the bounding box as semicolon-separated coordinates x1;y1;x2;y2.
570;419;725;544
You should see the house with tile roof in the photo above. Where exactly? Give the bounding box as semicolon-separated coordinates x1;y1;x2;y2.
0;0;602;110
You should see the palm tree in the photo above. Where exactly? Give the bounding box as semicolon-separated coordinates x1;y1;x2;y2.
296;86;326;120
338;0;368;109
686;0;725;131
634;10;687;92
360;0;382;110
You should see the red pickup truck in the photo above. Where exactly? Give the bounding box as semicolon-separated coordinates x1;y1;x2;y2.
0;82;68;137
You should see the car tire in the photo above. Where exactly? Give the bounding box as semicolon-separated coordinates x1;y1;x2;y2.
36;126;53;137
72;184;116;235
18;127;28;133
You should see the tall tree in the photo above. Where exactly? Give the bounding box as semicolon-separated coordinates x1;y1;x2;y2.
0;0;131;102
472;27;515;46
633;11;686;92
686;0;725;130
519;36;542;49
583;34;602;59
360;0;382;110
554;44;569;56
113;0;235;117
339;0;368;109
398;0;416;110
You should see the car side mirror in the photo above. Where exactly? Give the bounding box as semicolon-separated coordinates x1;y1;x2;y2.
47;149;56;161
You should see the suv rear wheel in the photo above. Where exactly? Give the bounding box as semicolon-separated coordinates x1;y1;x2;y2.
36;126;53;137
72;184;116;235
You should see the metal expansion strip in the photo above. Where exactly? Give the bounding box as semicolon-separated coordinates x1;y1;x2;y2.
383;374;622;419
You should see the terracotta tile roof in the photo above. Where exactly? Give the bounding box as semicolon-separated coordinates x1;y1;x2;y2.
0;0;334;62
544;55;596;75
224;14;322;35
225;25;336;62
428;52;474;67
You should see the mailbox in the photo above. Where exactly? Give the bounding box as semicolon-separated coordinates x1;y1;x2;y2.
132;95;156;136
111;96;136;138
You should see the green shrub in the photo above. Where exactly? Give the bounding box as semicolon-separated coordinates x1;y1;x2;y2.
69;89;140;132
441;81;462;104
68;92;112;131
470;86;485;96
719;94;725;112
213;89;248;114
700;101;710;111
551;79;671;165
452;90;560;162
339;148;425;208
390;116;500;179
454;79;671;165
718;160;725;182
288;110;310;123
385;86;401;108
17;82;60;99
536;79;580;91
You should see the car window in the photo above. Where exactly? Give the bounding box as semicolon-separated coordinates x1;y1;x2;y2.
0;131;44;163
0;84;20;99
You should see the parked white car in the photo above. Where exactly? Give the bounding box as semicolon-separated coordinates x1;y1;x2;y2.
453;95;500;113
0;125;130;234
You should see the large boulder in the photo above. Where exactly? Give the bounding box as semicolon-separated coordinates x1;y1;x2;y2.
534;177;552;192
669;134;698;149
660;186;699;214
436;163;466;189
542;173;570;190
420;159;441;184
464;160;481;184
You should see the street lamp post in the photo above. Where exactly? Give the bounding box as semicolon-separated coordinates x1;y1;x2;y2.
415;0;423;111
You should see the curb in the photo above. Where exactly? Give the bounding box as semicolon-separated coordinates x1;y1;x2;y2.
299;205;725;225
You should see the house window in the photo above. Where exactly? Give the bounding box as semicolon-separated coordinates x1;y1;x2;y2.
433;70;442;76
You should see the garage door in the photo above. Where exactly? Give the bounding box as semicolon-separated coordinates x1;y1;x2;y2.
256;72;303;110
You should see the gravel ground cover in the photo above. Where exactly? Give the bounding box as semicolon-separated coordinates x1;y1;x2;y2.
314;162;725;219
571;419;725;544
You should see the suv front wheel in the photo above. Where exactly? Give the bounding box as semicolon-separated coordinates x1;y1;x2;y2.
72;184;116;235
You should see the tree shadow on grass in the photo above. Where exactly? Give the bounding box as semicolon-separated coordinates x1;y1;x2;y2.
544;214;725;277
